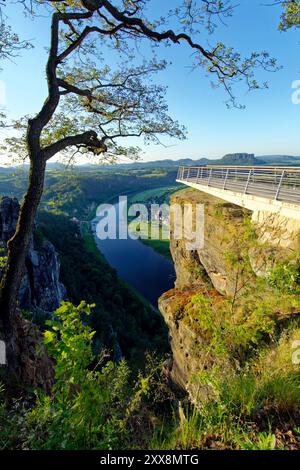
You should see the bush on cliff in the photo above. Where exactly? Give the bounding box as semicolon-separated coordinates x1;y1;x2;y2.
1;302;168;450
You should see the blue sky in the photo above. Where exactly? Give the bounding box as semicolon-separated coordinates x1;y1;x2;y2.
1;0;300;163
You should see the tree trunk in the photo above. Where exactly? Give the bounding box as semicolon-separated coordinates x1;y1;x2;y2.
0;153;46;374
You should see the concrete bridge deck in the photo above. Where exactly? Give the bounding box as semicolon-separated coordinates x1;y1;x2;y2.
176;166;300;220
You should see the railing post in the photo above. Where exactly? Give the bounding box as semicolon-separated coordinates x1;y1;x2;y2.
176;165;299;206
207;168;213;186
244;169;252;195
223;169;229;190
275;170;285;200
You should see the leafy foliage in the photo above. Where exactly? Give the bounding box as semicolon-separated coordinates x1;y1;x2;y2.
187;291;279;359
279;0;300;30
0;168;178;218
24;302;147;449
37;210;169;365
0;256;7;269
267;261;300;294
151;327;300;450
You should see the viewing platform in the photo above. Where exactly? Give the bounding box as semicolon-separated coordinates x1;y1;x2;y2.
176;166;300;220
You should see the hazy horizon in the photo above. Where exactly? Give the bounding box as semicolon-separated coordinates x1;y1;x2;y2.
1;152;300;168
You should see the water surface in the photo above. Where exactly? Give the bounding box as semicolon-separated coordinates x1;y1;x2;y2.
92;200;175;307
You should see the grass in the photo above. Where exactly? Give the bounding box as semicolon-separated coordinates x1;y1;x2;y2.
149;325;300;450
142;237;172;261
2;302;300;450
129;220;172;261
82;223;104;259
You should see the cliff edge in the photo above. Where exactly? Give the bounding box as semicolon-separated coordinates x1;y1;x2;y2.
159;188;300;404
0;197;66;315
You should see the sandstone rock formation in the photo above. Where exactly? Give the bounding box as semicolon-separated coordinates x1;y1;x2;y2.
170;189;253;297
6;310;55;392
159;188;300;402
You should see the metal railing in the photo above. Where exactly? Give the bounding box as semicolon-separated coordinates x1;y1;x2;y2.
176;166;300;205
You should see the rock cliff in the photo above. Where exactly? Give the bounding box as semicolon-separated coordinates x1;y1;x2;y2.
0;197;66;314
170;190;252;296
159;188;300;402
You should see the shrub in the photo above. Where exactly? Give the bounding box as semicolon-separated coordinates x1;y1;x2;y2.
267;261;300;294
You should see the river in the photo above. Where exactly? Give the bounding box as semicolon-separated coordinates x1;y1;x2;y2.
92;198;176;307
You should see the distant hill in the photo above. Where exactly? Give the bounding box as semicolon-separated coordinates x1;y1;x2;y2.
1;153;300;174
121;153;300;168
77;153;264;170
218;153;265;165
98;153;269;169
95;153;287;169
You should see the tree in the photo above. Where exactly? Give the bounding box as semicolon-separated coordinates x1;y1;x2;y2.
0;1;32;61
0;1;32;127
0;0;277;374
278;0;300;30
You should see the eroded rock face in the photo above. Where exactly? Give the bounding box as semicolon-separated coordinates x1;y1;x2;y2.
159;189;300;401
159;288;229;403
0;197;19;243
6;310;55;392
0;196;66;314
170;190;253;297
251;210;300;251
19;240;66;313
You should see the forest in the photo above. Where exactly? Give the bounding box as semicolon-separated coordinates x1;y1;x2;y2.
1;0;300;461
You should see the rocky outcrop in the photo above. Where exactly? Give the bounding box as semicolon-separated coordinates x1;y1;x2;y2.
0;197;66;314
19;240;66;313
159;188;300;401
169;189;300;296
170;190;254;297
159;287;230;402
251;210;300;251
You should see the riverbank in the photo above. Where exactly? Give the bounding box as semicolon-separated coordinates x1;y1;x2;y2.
91;199;176;307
